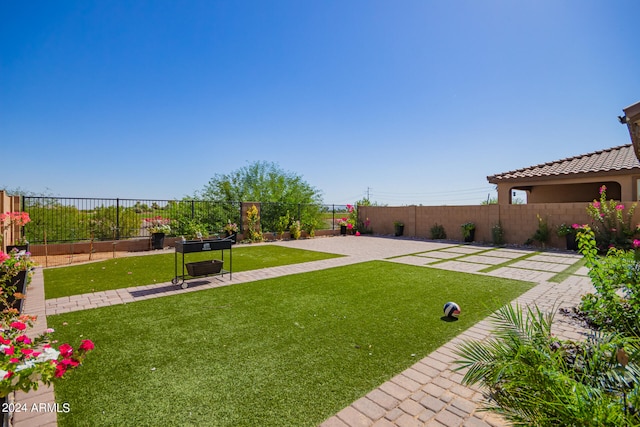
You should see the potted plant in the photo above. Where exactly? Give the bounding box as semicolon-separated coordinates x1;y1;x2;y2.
461;222;476;243
557;223;581;251
223;221;239;243
337;218;350;235
394;221;404;236
0;248;36;313
0;211;31;253
143;216;172;250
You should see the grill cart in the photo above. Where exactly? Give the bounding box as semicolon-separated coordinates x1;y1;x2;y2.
172;238;232;289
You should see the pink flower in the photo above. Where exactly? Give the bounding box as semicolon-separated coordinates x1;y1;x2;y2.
15;335;31;344
59;343;73;358
633;239;640;248
8;358;19;364
20;348;34;357
346;204;354;213
347;223;353;229
355;231;361;236
616;204;624;210
0;252;8;263
54;363;66;378
572;224;581;229
10;322;26;331
79;340;95;352
3;371;13;380
3;346;14;355
600;185;607;194
592;201;601;209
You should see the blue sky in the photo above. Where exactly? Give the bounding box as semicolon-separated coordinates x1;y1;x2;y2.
2;1;639;205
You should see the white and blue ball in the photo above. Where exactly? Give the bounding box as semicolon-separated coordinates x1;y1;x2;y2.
443;302;460;317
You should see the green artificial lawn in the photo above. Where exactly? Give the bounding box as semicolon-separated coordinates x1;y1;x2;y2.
48;261;534;427
43;245;341;299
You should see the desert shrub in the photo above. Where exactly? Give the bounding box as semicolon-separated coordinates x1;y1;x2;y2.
492;222;505;246
430;223;446;239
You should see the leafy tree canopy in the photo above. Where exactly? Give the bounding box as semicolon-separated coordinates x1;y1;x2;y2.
196;161;323;204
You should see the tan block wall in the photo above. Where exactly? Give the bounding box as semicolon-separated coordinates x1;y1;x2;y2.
360;202;640;249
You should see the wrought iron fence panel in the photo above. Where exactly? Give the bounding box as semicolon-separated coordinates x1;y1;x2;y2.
22;197;241;244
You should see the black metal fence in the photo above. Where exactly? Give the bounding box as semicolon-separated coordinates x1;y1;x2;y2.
21;197;242;244
21;196;351;244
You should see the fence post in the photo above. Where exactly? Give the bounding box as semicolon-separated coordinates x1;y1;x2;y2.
332;205;335;230
116;198;121;240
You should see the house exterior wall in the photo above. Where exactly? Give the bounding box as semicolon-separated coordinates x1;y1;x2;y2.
495;173;640;204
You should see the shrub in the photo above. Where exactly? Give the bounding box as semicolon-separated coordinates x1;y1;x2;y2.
492;222;505;246
456;303;640;426
246;205;263;242
587;185;637;251
530;214;550;246
576;225;640;335
430;223;446;239
289;220;301;240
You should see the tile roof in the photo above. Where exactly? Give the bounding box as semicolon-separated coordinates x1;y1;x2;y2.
487;144;640;182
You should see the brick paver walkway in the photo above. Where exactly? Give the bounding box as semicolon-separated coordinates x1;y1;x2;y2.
14;236;595;426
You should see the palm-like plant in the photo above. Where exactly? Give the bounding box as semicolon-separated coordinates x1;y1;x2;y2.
455;303;640;426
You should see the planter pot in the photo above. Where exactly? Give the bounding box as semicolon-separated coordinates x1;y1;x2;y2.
4;270;27;313
340;225;347;235
0;395;8;427
185;260;223;277
225;231;237;244
151;233;165;250
394;224;404;237
463;229;476;243
5;243;29;254
566;234;578;251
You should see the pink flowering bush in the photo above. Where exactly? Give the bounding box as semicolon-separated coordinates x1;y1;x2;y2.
336;204;357;231
586;185;638;250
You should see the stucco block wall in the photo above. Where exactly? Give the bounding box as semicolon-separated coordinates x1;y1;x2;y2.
360;202;640;249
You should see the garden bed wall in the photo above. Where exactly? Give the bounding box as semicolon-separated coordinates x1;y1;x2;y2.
28;229;341;259
359;202;640;250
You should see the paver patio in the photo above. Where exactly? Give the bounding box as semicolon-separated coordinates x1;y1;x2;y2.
14;236;595;427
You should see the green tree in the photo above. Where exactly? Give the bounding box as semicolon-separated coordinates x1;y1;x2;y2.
197;161;323;233
198;161;322;204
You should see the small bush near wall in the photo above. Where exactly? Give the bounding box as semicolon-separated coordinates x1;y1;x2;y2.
430;223;446;239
